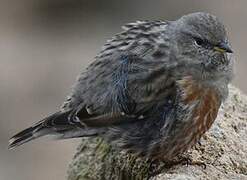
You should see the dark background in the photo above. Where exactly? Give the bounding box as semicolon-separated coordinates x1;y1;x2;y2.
1;1;246;180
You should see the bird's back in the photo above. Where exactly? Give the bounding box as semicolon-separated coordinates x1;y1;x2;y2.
61;20;173;115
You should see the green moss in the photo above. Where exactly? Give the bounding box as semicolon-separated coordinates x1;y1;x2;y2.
67;138;161;180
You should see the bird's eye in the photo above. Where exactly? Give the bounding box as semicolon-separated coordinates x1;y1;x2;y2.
194;38;204;47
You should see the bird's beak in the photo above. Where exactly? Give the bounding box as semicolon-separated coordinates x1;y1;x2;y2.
214;42;233;53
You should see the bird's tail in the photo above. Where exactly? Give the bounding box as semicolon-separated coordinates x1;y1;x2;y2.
8;112;62;149
8;111;94;149
8;122;46;149
8;106;129;149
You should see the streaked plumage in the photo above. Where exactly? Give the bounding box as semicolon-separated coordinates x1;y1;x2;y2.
9;12;234;160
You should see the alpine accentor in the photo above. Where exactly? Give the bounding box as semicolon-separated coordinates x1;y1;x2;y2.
9;12;234;160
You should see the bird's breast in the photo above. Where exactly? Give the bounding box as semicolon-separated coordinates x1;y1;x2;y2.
177;76;221;130
167;76;221;156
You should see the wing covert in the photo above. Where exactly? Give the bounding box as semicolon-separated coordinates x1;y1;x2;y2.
60;20;176;127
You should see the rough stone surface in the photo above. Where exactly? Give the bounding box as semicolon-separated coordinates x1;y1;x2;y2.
67;86;247;180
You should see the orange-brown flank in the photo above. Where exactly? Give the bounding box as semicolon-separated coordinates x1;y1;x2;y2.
169;76;221;157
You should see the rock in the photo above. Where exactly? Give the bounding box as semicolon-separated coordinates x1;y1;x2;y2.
67;86;247;180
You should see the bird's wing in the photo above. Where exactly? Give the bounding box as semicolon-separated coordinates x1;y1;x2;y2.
8;20;178;148
60;20;177;127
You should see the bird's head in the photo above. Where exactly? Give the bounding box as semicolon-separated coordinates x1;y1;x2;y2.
168;12;234;82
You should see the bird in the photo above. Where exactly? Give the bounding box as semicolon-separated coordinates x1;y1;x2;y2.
9;12;234;161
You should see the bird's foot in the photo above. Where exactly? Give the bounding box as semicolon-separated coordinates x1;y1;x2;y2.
147;156;206;178
180;157;206;169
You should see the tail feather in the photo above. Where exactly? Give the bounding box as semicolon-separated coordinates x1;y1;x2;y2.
8;109;104;149
8;105;129;149
8;123;45;149
8;111;72;149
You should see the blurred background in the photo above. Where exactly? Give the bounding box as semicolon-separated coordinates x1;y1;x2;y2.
0;0;246;179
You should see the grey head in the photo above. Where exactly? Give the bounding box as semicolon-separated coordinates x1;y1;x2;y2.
167;12;234;83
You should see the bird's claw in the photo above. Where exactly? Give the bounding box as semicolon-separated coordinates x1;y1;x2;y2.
181;157;206;169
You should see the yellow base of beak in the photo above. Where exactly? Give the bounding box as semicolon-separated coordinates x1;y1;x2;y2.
214;47;227;53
